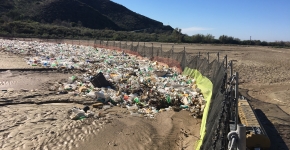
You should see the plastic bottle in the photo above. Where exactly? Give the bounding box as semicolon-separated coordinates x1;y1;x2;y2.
134;97;140;103
87;91;96;98
130;111;141;117
96;91;105;99
180;105;189;109
102;105;111;110
126;104;138;111
68;76;76;84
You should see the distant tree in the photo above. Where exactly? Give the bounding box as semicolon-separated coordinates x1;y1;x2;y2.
192;34;204;43
204;34;214;43
172;28;178;42
41;19;46;24
182;35;192;43
77;21;82;27
260;41;268;46
61;21;72;28
227;36;234;44
279;41;285;46
253;40;261;45
234;38;241;43
53;19;62;26
2;15;12;23
219;35;228;44
177;28;181;41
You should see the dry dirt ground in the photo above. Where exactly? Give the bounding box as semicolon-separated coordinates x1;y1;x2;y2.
126;42;290;149
170;43;290;150
2;39;290;149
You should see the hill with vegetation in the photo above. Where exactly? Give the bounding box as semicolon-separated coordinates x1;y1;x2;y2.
0;0;172;31
0;0;288;47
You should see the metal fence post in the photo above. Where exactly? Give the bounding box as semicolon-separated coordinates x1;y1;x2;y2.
207;52;210;76
217;52;220;62
225;55;228;69
235;72;239;130
230;61;233;77
237;124;246;150
183;47;186;69
157;46;159;58
196;52;200;70
224;55;228;90
207;52;209;64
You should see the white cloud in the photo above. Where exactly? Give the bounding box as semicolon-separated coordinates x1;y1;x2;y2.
181;27;213;35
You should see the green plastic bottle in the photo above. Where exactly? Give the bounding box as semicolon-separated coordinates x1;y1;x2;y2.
134;97;140;103
166;95;171;104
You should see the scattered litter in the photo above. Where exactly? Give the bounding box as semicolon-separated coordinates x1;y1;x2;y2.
1;39;208;119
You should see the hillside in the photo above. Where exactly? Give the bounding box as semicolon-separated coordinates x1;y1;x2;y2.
0;0;173;31
79;0;164;30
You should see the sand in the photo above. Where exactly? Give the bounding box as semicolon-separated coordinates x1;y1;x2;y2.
0;103;199;150
2;38;290;149
0;48;200;150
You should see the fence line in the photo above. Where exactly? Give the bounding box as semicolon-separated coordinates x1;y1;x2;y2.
94;39;236;150
1;37;240;150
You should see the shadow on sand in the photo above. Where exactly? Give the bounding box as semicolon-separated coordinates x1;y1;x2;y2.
254;109;289;150
240;88;289;150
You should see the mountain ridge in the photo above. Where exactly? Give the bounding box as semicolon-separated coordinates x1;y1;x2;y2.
0;0;173;31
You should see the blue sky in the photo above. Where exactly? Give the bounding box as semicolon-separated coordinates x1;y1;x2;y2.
112;0;290;42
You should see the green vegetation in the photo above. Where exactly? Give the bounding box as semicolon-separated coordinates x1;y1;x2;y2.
0;0;172;31
0;21;173;41
0;21;289;48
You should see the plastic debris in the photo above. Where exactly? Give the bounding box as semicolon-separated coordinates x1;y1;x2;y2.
69;107;94;120
0;39;208;119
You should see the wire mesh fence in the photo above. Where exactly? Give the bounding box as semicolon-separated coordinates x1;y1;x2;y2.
95;40;230;150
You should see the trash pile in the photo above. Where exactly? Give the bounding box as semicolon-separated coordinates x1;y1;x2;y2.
0;39;207;118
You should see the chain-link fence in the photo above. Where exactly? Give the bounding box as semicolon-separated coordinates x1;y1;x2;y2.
1;37;235;150
95;40;231;150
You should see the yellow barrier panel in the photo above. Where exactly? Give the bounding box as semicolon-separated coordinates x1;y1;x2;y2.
183;67;213;150
182;67;190;76
189;69;195;78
